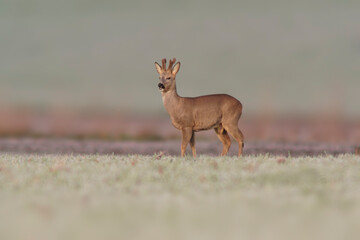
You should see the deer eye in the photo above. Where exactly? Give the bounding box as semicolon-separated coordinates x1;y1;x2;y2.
166;77;171;80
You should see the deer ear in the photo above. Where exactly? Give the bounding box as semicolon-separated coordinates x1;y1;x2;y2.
172;62;181;75
155;62;162;74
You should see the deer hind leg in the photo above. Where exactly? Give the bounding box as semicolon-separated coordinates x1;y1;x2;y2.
181;128;193;157
223;123;244;156
214;125;231;156
189;131;197;158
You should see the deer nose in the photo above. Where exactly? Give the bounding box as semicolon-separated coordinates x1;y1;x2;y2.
158;83;165;90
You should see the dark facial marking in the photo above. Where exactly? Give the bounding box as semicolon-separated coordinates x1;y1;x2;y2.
158;83;165;90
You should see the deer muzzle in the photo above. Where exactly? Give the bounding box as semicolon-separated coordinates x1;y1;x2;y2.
158;83;165;91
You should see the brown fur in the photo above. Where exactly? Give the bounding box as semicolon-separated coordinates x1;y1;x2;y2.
155;58;244;157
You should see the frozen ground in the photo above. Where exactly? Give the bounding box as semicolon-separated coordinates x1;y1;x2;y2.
0;137;356;156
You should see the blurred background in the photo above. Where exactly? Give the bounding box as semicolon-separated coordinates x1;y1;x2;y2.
1;0;360;143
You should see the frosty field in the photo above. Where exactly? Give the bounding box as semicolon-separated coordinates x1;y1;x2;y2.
1;153;360;240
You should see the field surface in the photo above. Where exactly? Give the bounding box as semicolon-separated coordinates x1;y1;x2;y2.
0;137;357;156
1;153;360;240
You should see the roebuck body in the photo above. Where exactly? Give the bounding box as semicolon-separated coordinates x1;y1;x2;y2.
155;58;244;157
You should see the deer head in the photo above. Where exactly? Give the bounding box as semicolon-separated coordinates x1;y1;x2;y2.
155;58;181;93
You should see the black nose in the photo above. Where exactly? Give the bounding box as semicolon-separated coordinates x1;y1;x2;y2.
158;83;165;89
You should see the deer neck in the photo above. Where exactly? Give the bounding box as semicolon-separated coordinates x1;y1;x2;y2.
161;86;182;116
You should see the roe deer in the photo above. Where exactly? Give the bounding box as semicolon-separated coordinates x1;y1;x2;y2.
155;58;244;157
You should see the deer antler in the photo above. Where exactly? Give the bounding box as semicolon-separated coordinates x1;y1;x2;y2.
168;58;176;70
161;58;167;70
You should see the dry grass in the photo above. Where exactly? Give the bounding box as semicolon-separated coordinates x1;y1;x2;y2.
1;153;360;240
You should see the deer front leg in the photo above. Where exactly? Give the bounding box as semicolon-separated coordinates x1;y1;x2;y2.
189;131;196;158
181;128;193;157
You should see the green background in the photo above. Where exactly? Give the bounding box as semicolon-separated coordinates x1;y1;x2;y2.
1;0;359;116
